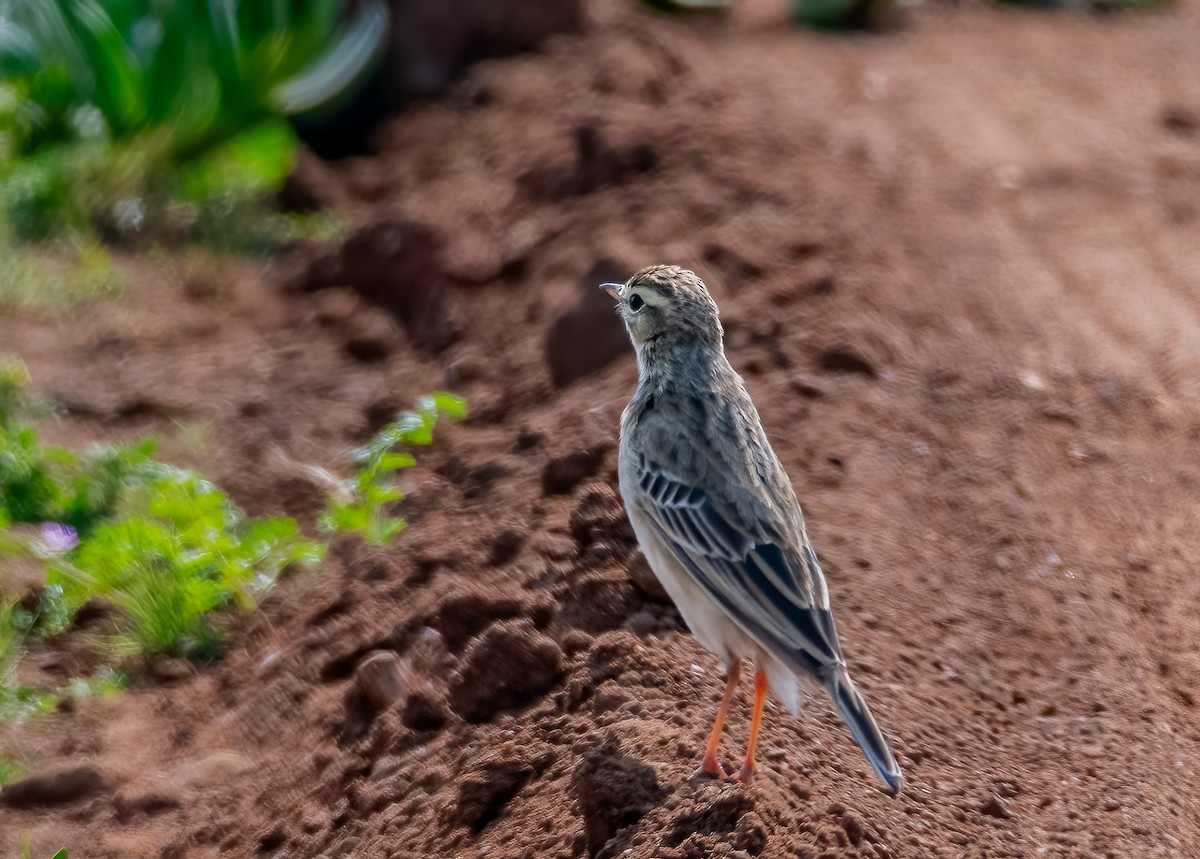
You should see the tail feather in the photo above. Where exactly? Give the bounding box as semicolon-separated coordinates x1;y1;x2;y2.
826;669;903;795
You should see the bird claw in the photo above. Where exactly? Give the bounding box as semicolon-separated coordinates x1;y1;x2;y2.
693;760;728;780
731;766;754;786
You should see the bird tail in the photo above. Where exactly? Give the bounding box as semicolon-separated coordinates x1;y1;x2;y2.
825;668;903;795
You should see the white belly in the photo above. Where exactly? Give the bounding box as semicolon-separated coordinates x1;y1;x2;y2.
624;499;803;715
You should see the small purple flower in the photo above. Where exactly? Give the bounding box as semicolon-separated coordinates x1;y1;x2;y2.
39;522;79;555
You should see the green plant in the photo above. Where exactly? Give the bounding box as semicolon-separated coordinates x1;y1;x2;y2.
2;360;322;660
0;752;25;785
1;356;157;536
324;393;467;545
0;0;388;160
49;467;323;658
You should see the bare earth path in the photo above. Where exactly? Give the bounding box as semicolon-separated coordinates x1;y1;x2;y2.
3;2;1200;857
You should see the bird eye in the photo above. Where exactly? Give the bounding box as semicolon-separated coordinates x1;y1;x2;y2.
628;293;645;312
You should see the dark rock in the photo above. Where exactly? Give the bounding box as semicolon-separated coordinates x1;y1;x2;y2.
447;620;564;722
544;260;631;387
570;736;666;855
1;765;110;807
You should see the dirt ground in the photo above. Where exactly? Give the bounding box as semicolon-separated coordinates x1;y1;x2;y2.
4;0;1200;856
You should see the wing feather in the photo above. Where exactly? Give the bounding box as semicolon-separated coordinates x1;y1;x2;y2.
636;454;842;676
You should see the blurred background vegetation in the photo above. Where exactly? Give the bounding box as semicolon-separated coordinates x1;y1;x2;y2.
0;0;387;306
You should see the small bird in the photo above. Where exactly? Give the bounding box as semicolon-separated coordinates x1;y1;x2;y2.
604;265;902;793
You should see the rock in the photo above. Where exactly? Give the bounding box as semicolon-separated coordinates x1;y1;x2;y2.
570;736;665;854
1;764;110;807
352;651;409;713
448;620;565;722
544;260;631;387
542;449;605;495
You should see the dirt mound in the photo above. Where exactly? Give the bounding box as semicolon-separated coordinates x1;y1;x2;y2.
5;1;1200;857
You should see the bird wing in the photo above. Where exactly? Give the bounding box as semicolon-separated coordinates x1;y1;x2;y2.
635;452;844;678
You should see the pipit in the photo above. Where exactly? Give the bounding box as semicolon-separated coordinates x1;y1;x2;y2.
605;265;902;793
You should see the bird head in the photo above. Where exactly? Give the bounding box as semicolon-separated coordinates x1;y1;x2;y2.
601;265;723;354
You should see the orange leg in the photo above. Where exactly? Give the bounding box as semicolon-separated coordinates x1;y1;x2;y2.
735;670;769;785
694;661;741;779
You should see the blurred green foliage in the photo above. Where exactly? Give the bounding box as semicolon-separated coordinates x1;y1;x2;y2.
324;393;467;546
0;0;387;159
0;356;157;537
49;469;323;658
1;357;323;663
0;0;383;254
0;751;25;785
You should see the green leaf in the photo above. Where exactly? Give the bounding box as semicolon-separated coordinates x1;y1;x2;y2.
376;453;416;472
271;2;388;115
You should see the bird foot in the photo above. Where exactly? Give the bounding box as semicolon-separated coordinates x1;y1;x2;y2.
693;758;728;780
731;766;754;785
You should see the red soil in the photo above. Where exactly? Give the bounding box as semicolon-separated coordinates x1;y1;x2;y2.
4;1;1200;857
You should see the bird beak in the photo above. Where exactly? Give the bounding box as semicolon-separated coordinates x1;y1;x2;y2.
600;282;622;300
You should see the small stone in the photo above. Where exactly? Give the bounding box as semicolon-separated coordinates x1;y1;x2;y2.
1;765;110;807
352;651;408;713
